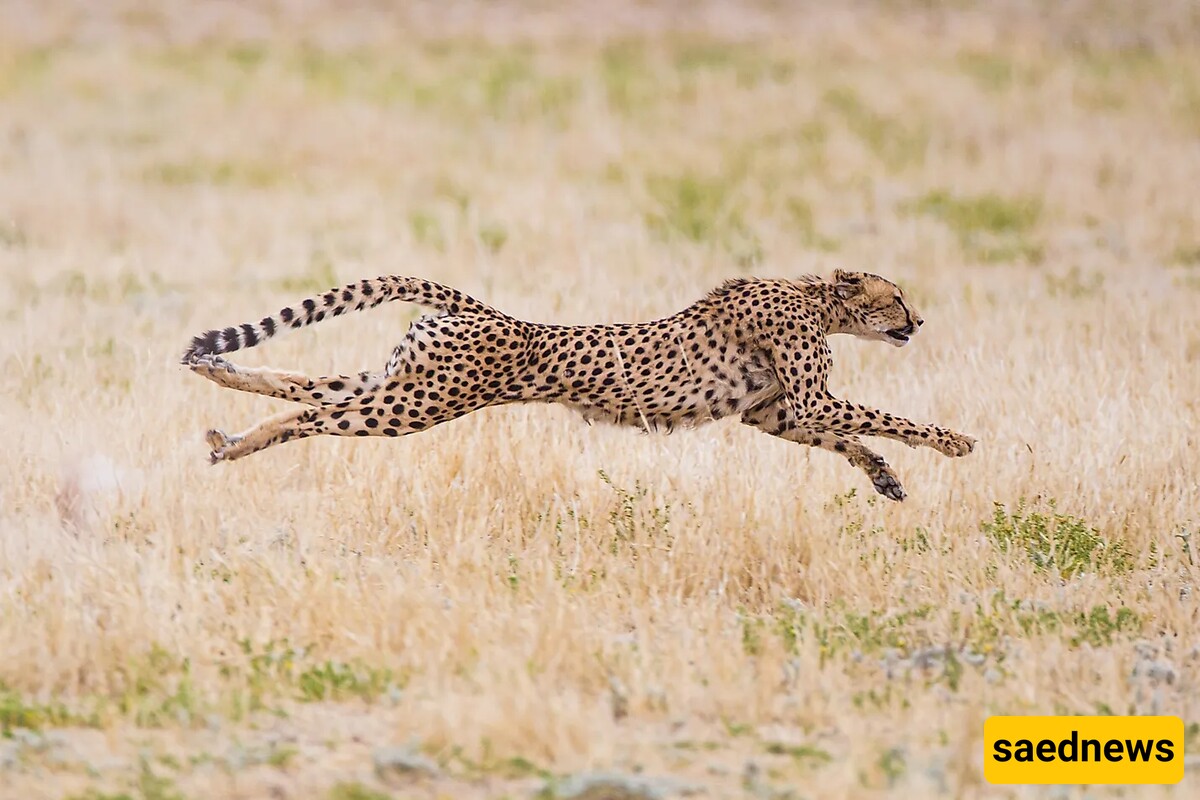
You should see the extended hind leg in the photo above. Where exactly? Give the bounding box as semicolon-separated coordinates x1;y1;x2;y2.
203;316;524;462
206;385;488;463
189;353;386;406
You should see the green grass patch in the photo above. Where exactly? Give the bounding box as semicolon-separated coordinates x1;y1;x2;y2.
143;159;287;189
905;190;1043;263
328;783;391;800
774;588;1145;672
0;47;56;97
477;222;509;254
598;470;672;556
908;190;1040;236
956;52;1044;93
296;660;394;703
600;40;656;115
764;741;833;767
225;640;399;715
644;171;761;265
1171;244;1200;267
671;40;795;86
0;219;27;249
9;640;407;730
0;682;78;735
983;500;1133;578
823;87;929;172
448;743;555;780
957;51;1019;92
408;209;446;251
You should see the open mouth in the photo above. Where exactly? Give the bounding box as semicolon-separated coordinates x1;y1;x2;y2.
885;328;911;343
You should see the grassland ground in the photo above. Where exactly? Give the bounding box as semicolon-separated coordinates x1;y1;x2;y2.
1;1;1199;798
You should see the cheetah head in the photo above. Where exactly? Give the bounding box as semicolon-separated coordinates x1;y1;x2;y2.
832;269;924;347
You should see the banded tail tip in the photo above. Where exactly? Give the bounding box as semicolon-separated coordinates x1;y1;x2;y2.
181;329;222;364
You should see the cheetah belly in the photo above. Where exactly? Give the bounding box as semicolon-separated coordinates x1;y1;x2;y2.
561;350;780;432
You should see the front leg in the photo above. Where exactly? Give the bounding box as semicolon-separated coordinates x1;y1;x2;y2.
801;396;976;457
741;400;906;501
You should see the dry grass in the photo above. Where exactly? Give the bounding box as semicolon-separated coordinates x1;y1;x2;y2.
1;2;1199;798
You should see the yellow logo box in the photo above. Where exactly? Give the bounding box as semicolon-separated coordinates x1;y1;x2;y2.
984;716;1184;784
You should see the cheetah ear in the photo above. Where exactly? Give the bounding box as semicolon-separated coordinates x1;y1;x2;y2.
833;269;863;299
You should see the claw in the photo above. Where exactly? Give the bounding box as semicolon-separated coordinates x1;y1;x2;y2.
189;353;233;372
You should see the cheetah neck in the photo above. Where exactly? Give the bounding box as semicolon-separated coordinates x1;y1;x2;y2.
796;280;854;335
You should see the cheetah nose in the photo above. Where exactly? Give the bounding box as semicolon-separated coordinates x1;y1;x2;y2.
916;318;924;328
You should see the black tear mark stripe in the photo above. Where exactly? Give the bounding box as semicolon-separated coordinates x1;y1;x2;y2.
179;276;503;363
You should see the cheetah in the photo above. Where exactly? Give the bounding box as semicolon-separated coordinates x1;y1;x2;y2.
181;270;975;501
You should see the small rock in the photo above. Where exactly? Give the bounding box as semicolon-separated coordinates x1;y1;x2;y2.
962;649;986;667
549;772;698;800
1147;662;1176;686
373;746;439;782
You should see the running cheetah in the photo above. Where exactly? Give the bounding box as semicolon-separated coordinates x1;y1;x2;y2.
181;270;975;501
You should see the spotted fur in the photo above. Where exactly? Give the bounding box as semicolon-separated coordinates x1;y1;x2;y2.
182;269;975;500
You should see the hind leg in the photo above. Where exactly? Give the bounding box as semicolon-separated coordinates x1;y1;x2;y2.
188;354;388;406
206;380;489;463
203;315;526;463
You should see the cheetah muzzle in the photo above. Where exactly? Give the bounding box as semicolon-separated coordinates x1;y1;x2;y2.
181;270;976;501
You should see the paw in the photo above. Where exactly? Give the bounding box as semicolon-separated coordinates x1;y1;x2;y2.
205;429;236;464
870;466;906;502
936;429;976;458
189;354;236;380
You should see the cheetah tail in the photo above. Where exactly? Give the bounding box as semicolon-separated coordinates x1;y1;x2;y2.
180;275;499;363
